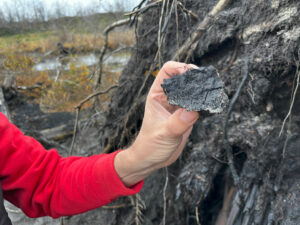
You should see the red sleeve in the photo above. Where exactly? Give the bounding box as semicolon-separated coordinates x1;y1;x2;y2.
0;113;143;218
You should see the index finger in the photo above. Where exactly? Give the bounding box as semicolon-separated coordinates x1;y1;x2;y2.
150;61;197;93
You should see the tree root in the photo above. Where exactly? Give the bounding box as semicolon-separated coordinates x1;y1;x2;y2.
222;58;249;187
94;18;132;90
69;84;120;155
172;0;232;62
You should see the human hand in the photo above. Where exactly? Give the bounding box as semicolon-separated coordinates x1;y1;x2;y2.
115;61;199;187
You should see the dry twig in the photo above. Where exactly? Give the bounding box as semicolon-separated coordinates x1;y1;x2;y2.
195;206;201;225
76;85;119;109
162;167;169;225
157;0;167;68
103;46;133;61
69;85;119;155
175;0;179;57
172;0;232;62
69;109;80;156
176;1;198;20
279;53;300;137
280;49;300;157
17;84;42;90
94;18;131;90
135;194;145;225
102;203;132;209
158;0;178;68
125;0;163;16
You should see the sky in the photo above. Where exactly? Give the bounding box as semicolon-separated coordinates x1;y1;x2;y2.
0;0;141;19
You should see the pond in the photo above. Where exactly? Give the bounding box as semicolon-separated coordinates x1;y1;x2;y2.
33;53;131;73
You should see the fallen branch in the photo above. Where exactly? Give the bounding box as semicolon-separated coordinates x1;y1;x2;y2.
40;125;73;141
25;130;68;152
17;84;42;91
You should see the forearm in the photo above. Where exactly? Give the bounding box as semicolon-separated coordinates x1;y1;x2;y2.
0;113;142;218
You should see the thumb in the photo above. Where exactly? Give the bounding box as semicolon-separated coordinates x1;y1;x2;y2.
166;108;199;137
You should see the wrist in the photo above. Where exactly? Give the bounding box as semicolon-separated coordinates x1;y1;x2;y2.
114;147;156;187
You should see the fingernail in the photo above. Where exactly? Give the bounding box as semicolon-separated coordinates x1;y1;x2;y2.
180;109;198;123
188;64;199;69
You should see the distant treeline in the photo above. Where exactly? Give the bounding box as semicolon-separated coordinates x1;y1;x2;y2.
0;0;132;36
0;12;127;36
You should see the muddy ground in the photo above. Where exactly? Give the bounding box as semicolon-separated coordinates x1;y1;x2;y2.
4;0;300;224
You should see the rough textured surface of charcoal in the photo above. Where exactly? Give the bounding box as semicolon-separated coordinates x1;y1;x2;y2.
161;67;229;113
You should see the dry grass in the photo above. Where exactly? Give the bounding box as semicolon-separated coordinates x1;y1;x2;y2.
16;71;52;99
14;60;122;112
40;63;94;111
4;53;34;71
0;29;135;54
0;28;132;112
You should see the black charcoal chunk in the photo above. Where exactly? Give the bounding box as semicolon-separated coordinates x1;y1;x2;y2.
161;66;228;113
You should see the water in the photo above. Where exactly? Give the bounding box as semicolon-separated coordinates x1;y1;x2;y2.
33;58;62;71
33;53;130;72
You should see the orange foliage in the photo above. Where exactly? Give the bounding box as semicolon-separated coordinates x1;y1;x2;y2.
4;53;34;71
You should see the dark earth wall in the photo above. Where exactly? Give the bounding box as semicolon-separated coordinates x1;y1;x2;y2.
66;0;300;224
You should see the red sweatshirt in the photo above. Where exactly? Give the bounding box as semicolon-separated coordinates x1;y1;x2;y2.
0;113;143;218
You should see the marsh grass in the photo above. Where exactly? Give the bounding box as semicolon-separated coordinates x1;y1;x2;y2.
14;59;122;112
0;26;132;112
0;29;134;54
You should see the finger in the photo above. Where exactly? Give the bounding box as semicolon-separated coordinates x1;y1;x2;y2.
150;61;194;93
149;92;179;114
188;63;199;69
165;108;199;137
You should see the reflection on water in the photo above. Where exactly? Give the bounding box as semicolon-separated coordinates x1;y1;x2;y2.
33;53;130;72
33;58;62;71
